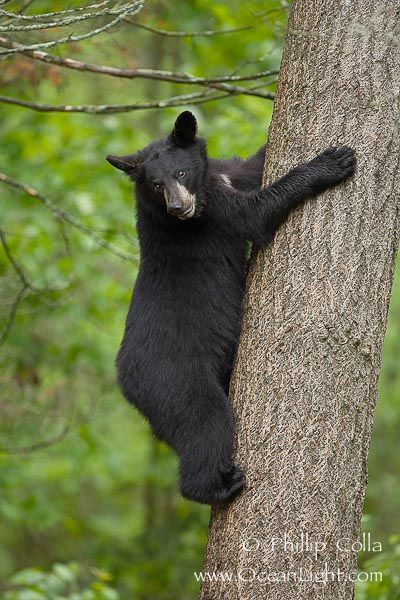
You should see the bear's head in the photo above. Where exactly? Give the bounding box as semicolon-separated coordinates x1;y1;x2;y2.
107;111;207;221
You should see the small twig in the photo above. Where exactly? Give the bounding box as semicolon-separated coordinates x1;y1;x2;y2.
0;0;113;20
0;1;144;56
0;0;37;18
0;172;137;262
0;226;71;342
19;0;36;13
0;285;27;344
0;227;72;295
57;220;72;256
0;4;140;31
0;89;216;112
0;83;274;114
126;20;262;37
0;421;71;455
0;227;34;290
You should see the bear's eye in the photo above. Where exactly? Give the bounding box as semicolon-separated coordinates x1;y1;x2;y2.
153;182;163;192
175;170;186;179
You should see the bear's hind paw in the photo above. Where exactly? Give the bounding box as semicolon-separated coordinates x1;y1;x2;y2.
180;464;245;505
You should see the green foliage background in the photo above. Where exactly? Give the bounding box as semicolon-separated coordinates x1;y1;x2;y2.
0;1;398;598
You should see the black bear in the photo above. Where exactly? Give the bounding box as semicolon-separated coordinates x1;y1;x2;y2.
107;111;356;505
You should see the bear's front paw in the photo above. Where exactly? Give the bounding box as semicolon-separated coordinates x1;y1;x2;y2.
311;146;356;187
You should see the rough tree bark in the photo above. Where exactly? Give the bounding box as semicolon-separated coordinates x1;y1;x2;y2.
200;1;400;599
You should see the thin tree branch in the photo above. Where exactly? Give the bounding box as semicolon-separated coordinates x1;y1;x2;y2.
0;226;73;294
0;226;38;343
57;220;72;256
0;89;212;112
0;421;71;455
0;1;144;56
19;0;36;13
0;0;36;17
0;84;274;114
0;3;139;31
0;285;27;345
0;227;69;343
0;227;34;290
0;36;278;86
0;173;137;262
126;20;262;38
0;0;113;20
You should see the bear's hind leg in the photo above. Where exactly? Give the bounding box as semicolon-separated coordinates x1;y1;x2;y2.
177;384;245;505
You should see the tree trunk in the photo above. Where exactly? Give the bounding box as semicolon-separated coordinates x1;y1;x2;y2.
199;1;400;599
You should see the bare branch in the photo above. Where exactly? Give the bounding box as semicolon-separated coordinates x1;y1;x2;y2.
1;229;38;343
126;20;262;38
0;82;274;114
0;89;207;112
0;0;113;20
0;1;144;56
19;0;36;13
0;36;278;87
0;173;138;262
0;0;36;15
0;227;33;290
0;421;71;455
0;3;139;31
0;285;27;345
0;227;69;343
57;220;72;257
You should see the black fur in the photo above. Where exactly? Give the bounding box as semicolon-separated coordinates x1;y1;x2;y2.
106;111;356;505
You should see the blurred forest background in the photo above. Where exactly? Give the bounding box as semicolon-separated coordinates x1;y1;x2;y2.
0;1;399;598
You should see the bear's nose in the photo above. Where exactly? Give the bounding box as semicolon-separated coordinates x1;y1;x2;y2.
166;200;182;214
164;188;182;214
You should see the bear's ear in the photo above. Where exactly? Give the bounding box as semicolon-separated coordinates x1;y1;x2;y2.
106;153;142;181
170;111;197;147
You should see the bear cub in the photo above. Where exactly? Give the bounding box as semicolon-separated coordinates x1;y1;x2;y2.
107;111;356;505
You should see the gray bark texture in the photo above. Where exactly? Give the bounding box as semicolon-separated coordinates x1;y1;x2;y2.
199;1;400;599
